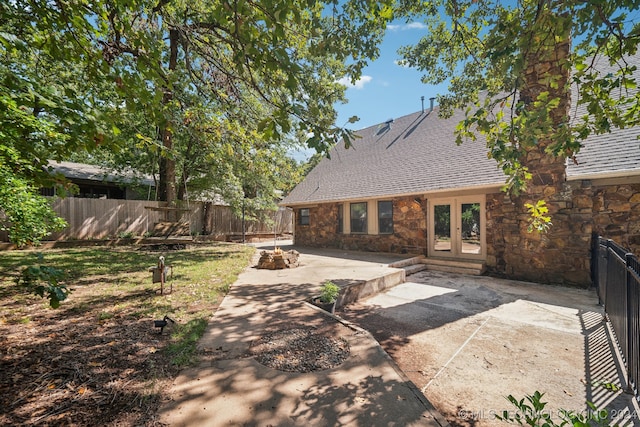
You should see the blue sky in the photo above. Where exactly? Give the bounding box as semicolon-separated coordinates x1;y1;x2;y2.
291;20;448;161
333;20;449;131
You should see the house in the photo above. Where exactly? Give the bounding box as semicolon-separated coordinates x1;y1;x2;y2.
281;57;640;287
42;161;155;200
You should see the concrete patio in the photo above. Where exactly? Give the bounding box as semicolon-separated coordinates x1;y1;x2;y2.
160;242;640;426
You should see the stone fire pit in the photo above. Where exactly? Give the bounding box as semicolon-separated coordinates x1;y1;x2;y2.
256;248;300;269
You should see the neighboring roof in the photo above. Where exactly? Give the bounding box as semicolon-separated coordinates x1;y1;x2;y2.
283;55;640;207
48;161;155;187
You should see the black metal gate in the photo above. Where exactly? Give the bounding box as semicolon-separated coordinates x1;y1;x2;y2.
593;235;640;396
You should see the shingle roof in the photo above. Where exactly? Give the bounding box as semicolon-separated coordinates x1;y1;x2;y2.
282;56;640;206
48;160;155;187
566;54;640;178
282;108;506;205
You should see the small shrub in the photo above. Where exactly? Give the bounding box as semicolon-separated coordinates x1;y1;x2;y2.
117;231;135;239
319;281;340;303
496;390;611;426
15;254;70;308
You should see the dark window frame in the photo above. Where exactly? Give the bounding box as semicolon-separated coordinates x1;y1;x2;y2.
299;208;310;225
337;204;343;233
350;202;368;234
378;200;394;234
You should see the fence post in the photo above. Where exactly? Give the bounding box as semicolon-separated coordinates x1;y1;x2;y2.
626;253;639;396
591;232;599;300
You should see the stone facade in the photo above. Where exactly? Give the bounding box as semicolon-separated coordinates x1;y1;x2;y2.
294;197;426;254
482;30;594;285
293;180;640;288
485;179;640;287
291;34;640;289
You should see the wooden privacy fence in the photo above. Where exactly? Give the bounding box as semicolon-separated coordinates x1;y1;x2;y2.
0;198;293;242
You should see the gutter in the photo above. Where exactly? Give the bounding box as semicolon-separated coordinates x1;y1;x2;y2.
279;182;504;208
566;169;640;181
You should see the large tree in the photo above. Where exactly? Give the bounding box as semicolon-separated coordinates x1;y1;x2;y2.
1;0;393;244
396;0;640;198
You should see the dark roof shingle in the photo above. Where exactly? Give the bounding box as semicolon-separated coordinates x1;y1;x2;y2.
283;55;640;206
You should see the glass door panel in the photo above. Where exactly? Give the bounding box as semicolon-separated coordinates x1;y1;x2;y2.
460;203;481;255
433;204;452;253
429;197;484;260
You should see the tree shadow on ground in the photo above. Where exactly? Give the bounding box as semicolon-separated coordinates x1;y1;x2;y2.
335;269;639;426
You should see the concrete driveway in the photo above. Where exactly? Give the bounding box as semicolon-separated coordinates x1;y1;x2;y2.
338;269;640;426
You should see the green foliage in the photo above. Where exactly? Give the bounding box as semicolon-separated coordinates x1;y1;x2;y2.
117;231;135;239
525;200;553;233
524;200;553;233
320;280;340;303
15;254;70;308
396;0;640;197
0;165;67;247
0;0;394;239
496;391;611;427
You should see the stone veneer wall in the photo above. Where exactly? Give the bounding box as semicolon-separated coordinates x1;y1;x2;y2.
294;197;426;254
485;180;640;287
588;182;640;252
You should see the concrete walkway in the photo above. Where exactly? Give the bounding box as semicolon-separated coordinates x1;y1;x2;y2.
159;243;639;426
159;243;447;426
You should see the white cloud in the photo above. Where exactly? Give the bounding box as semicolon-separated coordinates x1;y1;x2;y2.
337;75;373;90
405;22;427;30
387;21;426;31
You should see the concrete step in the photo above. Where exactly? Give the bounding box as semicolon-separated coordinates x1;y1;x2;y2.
337;268;406;308
421;258;485;276
389;256;425;269
403;263;430;276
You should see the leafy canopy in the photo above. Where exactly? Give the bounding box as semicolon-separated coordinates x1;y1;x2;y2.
396;0;640;195
0;0;396;242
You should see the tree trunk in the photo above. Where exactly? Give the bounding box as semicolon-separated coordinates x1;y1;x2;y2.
158;28;179;213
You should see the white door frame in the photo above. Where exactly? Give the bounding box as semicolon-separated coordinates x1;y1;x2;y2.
428;195;486;260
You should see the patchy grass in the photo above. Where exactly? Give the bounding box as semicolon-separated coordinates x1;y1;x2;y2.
0;242;255;425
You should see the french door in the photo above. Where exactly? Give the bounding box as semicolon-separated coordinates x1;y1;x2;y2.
428;196;485;260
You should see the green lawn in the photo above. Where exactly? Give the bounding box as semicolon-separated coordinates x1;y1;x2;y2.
0;242;255;366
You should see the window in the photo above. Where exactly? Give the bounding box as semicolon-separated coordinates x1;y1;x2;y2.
299;208;310;225
337;204;343;233
350;202;367;233
378;201;393;234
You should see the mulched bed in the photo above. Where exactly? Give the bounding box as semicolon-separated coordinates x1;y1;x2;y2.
0;299;178;426
249;327;350;373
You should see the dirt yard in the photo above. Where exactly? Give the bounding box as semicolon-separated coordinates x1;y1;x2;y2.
0;243;253;426
0;289;179;425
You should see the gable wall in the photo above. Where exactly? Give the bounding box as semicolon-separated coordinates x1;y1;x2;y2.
294;197;426;254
